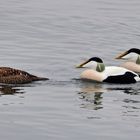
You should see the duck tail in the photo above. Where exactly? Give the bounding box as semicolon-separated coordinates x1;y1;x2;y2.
31;75;49;81
134;75;140;82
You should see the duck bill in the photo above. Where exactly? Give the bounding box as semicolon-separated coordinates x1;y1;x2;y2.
115;51;128;59
76;60;89;68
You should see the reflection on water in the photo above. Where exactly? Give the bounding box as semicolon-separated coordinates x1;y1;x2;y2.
78;80;140;111
123;88;140;95
0;81;45;96
78;82;105;110
107;86;140;95
0;85;24;96
79;92;103;110
123;99;140;104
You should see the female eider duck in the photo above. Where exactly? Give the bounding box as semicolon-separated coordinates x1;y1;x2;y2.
76;57;140;84
115;48;140;74
0;67;48;84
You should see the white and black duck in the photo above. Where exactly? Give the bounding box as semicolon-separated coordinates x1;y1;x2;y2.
76;57;140;84
115;48;140;74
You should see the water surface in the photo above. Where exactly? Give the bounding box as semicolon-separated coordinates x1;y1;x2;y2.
0;0;140;139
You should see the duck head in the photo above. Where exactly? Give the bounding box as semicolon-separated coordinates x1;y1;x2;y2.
115;48;140;64
76;57;105;72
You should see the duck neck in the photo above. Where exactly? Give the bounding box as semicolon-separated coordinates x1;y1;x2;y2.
96;63;105;72
136;55;140;65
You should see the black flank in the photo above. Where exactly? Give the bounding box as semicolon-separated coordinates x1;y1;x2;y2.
103;72;137;84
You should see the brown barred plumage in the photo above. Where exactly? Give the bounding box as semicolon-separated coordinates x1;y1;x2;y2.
0;67;48;84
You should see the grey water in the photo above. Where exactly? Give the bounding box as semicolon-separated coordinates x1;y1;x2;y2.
0;0;140;139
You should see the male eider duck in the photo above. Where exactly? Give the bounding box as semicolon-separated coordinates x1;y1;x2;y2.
0;67;48;84
76;57;140;84
115;48;140;74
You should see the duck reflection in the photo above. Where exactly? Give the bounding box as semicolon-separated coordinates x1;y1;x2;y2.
78;80;140;111
123;88;140;95
78;82;107;110
0;85;24;96
107;85;140;95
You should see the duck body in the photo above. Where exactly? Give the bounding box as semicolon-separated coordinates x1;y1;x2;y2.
0;67;48;84
116;48;140;74
77;57;140;84
81;66;138;84
120;62;140;74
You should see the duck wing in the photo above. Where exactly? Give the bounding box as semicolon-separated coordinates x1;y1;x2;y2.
103;72;137;84
103;66;139;84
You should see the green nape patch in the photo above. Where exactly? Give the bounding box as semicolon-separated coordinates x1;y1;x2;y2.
136;55;140;64
96;63;105;72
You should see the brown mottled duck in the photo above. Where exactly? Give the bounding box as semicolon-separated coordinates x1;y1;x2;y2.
0;67;48;84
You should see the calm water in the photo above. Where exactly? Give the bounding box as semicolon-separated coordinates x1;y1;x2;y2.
0;0;140;139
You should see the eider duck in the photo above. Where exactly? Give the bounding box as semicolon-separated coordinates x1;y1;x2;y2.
76;57;140;84
0;67;48;84
115;48;140;74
